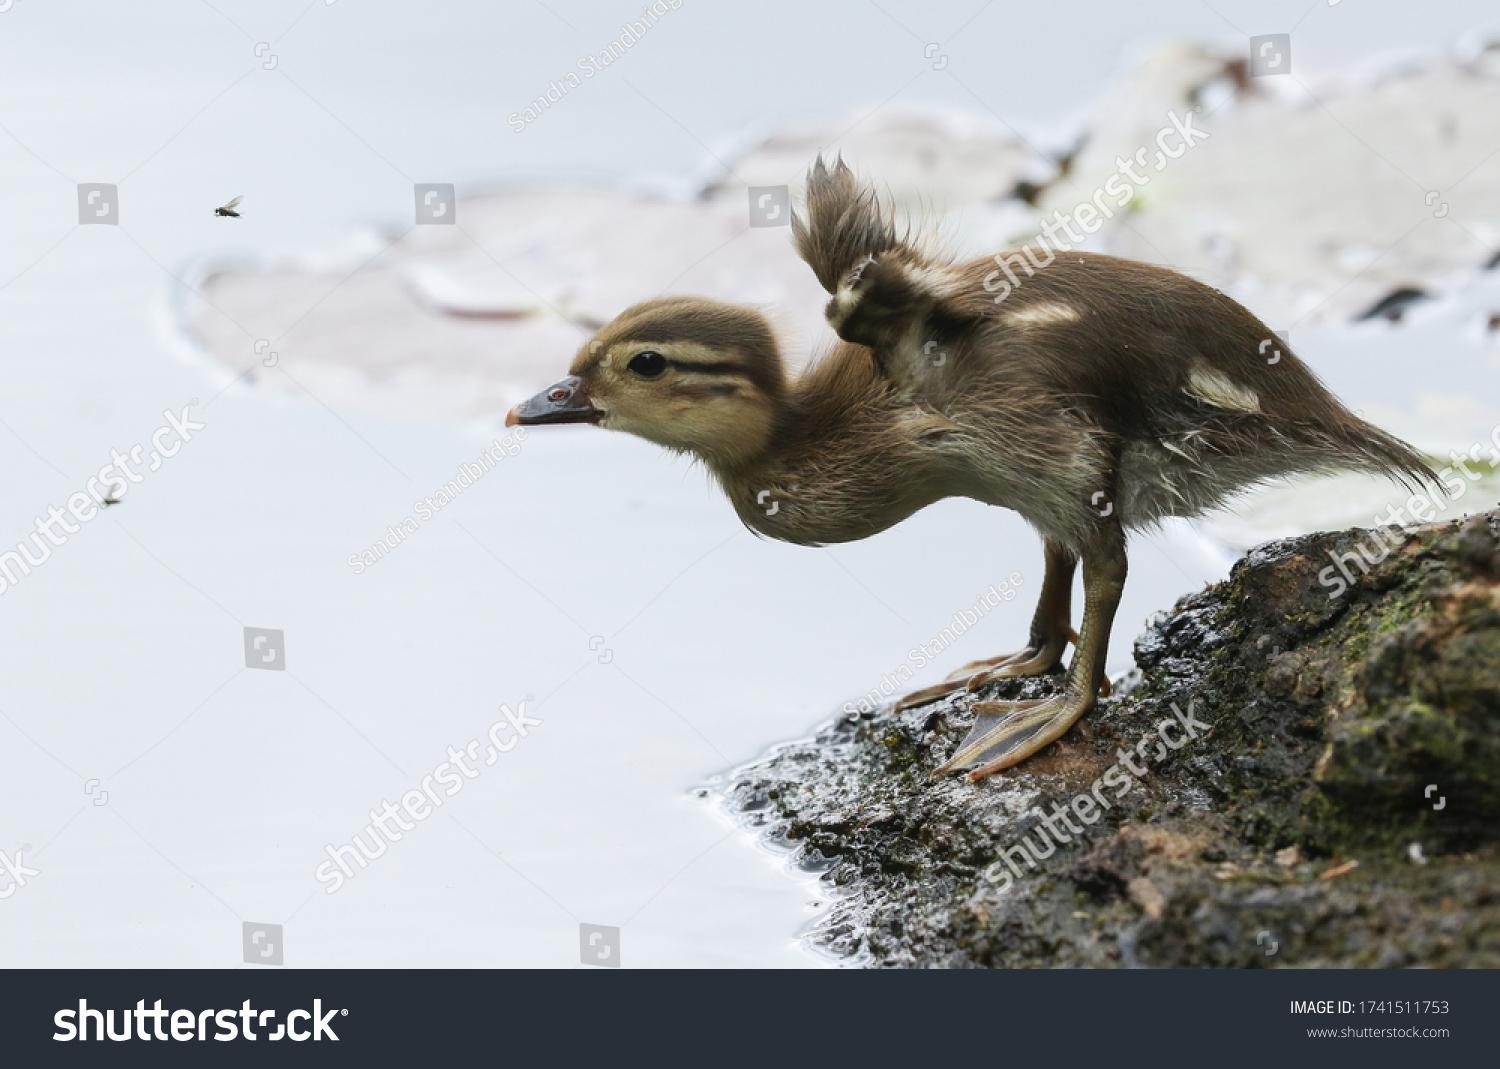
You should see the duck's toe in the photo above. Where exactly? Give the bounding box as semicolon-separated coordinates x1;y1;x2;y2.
943;649;1029;682
948;629;1078;684
961;644;1069;691
931;689;1093;781
892;678;968;712
893;633;1075;713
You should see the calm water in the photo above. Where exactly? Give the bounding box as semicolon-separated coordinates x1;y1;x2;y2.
0;0;1493;968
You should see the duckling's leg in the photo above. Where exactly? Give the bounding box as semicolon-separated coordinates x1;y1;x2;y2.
894;541;1078;711
933;524;1127;781
956;541;1079;688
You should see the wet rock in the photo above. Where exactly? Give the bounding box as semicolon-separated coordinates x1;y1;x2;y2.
724;511;1500;967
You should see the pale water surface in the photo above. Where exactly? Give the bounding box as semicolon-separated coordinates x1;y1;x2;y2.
0;0;1496;967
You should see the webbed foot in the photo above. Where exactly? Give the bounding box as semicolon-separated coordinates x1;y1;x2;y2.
931;688;1095;782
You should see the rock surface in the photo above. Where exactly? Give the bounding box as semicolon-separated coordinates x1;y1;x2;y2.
725;512;1500;967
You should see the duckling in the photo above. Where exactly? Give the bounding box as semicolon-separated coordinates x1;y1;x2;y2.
507;157;1435;781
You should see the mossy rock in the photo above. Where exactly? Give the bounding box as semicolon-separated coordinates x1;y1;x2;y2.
724;512;1500;967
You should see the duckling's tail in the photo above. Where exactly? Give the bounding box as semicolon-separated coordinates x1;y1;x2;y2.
793;155;904;295
1329;417;1442;496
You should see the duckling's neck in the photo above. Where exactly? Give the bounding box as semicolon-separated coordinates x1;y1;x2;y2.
705;345;951;546
698;417;788;511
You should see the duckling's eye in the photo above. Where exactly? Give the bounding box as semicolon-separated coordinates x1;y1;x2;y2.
628;351;666;378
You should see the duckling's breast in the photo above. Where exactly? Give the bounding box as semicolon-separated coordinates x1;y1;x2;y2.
724;469;944;546
720;410;971;545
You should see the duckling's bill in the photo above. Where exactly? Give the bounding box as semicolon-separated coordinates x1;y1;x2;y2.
506;375;601;426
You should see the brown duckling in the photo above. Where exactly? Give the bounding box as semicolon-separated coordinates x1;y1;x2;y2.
507;157;1435;782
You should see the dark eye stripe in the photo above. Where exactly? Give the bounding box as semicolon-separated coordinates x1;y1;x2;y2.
663;358;752;378
675;383;739;399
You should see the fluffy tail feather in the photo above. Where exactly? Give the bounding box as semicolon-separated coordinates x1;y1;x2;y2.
1331;418;1441;496
792;156;904;295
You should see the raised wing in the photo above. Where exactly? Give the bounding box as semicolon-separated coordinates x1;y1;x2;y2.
792;156;902;295
792;157;978;388
220;195;244;210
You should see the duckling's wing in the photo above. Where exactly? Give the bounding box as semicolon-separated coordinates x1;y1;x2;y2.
793;157;904;294
793;156;978;390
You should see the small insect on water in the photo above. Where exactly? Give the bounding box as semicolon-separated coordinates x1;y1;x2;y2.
214;195;244;218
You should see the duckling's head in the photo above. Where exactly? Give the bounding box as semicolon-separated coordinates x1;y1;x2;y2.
507;296;787;470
